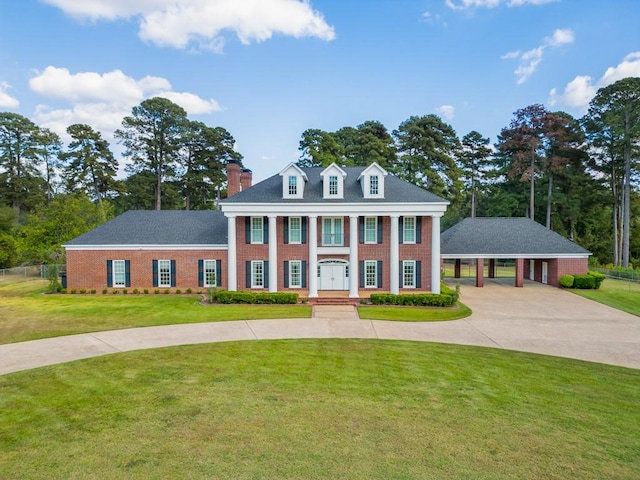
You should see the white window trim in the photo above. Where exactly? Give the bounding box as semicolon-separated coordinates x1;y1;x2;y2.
328;175;339;196
403;260;416;288
322;217;344;246
288;175;297;196
403;216;416;244
289;260;302;288
251;216;264;244
364;216;377;244
289;217;302;244
112;259;126;288
364;260;377;288
251;260;264;289
203;259;217;288
369;175;379;196
158;259;171;288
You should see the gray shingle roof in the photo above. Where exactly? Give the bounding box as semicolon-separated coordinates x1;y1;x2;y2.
64;210;228;246
441;217;591;256
221;167;448;204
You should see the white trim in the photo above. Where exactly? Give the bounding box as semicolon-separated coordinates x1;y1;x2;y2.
112;259;126;288
288;260;302;289
317;247;350;255
221;203;448;216
440;253;591;259
64;244;228;251
203;259;217;288
364;216;377;244
402;260;416;289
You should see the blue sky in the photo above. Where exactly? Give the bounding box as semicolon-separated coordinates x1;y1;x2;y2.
1;0;639;182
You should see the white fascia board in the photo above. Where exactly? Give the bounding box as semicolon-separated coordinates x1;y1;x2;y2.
440;253;591;259
221;202;449;217
64;244;228;251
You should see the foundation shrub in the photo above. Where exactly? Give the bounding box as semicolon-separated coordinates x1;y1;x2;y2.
588;271;606;289
369;293;455;307
559;275;574;288
209;290;298;304
573;274;595;289
441;283;459;302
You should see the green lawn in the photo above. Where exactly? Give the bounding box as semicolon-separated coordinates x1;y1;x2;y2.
358;302;471;321
570;277;640;316
0;339;638;479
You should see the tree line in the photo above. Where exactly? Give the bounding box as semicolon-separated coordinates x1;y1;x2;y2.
0;78;638;269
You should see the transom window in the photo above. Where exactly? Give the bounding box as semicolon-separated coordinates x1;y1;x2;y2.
322;217;343;246
328;175;338;195
203;260;217;287
112;260;126;287
251;216;263;244
365;216;377;244
288;175;297;196
289;217;301;244
369;175;379;195
364;260;377;288
158;260;171;288
251;261;264;288
289;260;302;288
403;260;416;288
403;216;416;244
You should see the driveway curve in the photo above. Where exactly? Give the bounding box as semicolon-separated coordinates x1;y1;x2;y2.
1;279;639;375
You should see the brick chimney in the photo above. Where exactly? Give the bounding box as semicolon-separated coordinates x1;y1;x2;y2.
240;168;253;192
226;160;241;197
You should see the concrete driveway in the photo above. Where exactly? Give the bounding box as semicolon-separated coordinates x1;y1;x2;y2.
0;279;638;375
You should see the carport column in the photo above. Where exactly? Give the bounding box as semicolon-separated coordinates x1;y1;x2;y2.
454;259;461;278
227;215;237;291
268;215;278;293
308;215;318;298
431;215;441;294
349;215;359;298
476;259;484;287
488;259;496;278
515;258;524;287
390;215;399;294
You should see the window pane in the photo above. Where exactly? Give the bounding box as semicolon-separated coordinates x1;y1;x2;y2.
288;175;297;195
159;260;171;287
113;260;126;287
329;175;338;195
365;260;377;287
365;217;377;243
252;261;264;288
251;217;263;243
289;260;301;288
289;217;301;243
403;261;415;288
322;217;343;246
370;175;378;195
333;218;343;245
403;217;416;243
204;260;216;287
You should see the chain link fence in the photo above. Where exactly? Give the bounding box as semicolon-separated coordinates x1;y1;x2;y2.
591;267;640;283
0;265;66;280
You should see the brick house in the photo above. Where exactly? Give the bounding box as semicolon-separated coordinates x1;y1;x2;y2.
64;161;449;298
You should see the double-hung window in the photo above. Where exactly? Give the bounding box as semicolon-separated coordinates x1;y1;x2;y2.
289;217;302;244
251;216;264;244
289;260;302;288
369;175;379;195
158;260;172;288
364;260;377;288
288;175;297;196
203;260;217;287
322;217;343;246
251;261;264;288
403;260;416;288
112;260;126;288
328;175;338;195
403;216;416;244
364;216;377;244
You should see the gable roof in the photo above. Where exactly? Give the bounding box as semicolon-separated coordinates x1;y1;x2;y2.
64;210;228;247
221;166;447;204
440;217;591;258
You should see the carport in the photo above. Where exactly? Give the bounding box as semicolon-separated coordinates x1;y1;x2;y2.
440;218;591;288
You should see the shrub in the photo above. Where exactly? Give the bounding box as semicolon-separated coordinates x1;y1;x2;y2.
112;290;118;294
588;271;606;289
175;289;182;294
369;292;455;307
573;274;595;289
79;289;87;294
186;288;193;294
60;288;67;294
122;289;128;295
441;283;458;303
102;288;108;295
132;288;140;294
144;289;149;295
208;290;298;304
90;289;96;294
559;275;574;288
154;289;160;295
70;289;77;294
164;289;170;295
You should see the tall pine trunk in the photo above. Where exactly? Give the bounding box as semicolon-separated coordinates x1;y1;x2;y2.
546;173;553;229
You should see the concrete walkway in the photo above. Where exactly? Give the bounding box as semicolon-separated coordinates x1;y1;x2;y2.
1;280;639;375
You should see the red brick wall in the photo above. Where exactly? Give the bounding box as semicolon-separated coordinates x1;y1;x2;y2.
548;258;589;287
66;249;228;290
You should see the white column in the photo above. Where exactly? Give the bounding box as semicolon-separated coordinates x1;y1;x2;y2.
227;215;237;291
431;215;441;294
308;216;318;298
349;215;359;298
390;215;399;294
268;215;278;293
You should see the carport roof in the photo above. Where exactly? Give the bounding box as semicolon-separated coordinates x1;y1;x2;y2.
440;217;591;258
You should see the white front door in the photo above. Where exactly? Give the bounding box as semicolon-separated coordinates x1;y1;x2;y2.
542;262;548;285
529;260;535;281
319;264;347;290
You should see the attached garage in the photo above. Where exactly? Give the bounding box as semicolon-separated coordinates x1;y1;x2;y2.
440;218;591;288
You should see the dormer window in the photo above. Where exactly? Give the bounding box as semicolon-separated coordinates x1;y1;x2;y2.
358;162;387;199
279;163;307;199
320;163;347;199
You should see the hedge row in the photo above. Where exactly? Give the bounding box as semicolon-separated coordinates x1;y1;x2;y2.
209;289;299;304
369;292;455;307
559;271;606;290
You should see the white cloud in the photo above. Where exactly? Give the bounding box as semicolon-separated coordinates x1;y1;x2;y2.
437;104;455;121
0;82;19;109
42;0;335;51
446;0;555;9
550;52;640;111
503;28;574;84
28;66;222;144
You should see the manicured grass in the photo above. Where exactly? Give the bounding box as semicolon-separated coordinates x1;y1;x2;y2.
358;302;471;321
0;279;311;345
0;340;638;479
569;277;640;316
